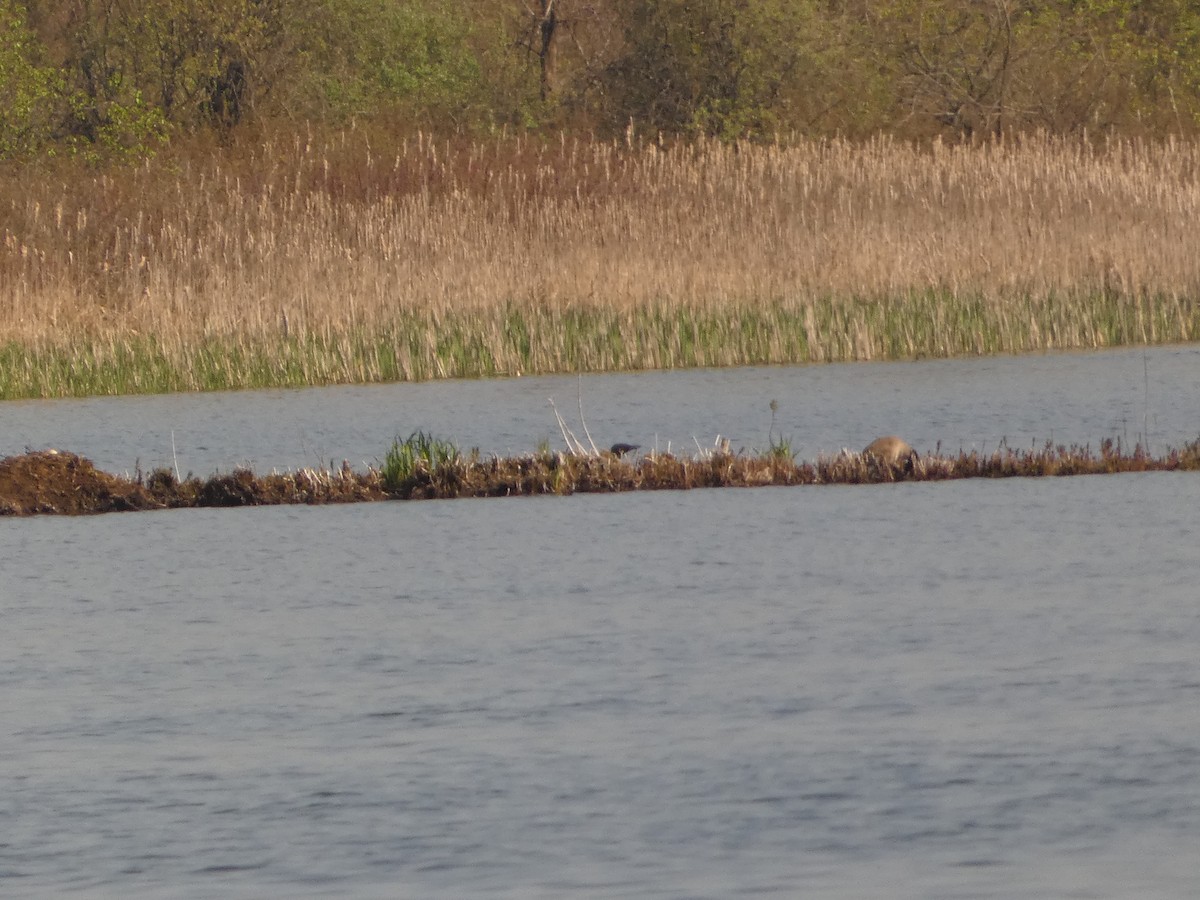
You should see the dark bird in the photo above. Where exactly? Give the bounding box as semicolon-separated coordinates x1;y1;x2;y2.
610;442;640;457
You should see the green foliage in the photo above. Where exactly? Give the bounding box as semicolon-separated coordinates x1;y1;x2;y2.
372;2;484;118
266;0;493;125
766;436;795;462
381;431;460;491
9;0;1200;157
867;0;1200;136
593;0;822;138
0;0;63;157
108;0;261;121
67;88;169;162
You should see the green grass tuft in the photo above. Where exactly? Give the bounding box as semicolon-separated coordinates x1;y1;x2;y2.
381;431;460;492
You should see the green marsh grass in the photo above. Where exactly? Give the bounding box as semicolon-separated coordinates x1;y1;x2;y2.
381;431;461;493
2;132;1200;398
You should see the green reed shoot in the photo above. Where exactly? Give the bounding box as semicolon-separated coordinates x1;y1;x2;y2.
381;431;460;491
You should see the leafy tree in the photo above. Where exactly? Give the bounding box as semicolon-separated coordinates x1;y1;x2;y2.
866;0;1200;137
589;0;825;139
0;0;61;157
335;0;485;122
18;0;506;141
11;0;1200;156
110;0;260;121
1095;0;1200;131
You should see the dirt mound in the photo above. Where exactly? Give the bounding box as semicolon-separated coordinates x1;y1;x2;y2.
0;451;157;516
0;451;387;516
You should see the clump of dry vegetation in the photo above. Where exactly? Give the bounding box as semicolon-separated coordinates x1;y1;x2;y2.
2;131;1200;398
3;436;1199;517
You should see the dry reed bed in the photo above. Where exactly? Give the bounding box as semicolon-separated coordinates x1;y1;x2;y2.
3;133;1200;396
3;439;1198;516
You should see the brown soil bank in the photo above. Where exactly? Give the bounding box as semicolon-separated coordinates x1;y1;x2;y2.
0;451;154;516
0;451;387;516
3;440;1200;518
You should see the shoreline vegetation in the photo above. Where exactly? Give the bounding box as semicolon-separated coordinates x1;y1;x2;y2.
3;435;1199;518
3;133;1200;400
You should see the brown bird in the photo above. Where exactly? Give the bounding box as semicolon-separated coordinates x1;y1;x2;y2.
863;436;918;472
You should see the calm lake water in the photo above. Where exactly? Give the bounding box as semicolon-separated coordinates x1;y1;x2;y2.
1;345;1197;474
3;346;1200;898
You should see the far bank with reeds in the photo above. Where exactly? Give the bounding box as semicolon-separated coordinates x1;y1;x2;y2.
3;436;1199;517
3;133;1200;399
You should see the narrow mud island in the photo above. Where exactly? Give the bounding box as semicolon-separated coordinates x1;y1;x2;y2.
3;438;1199;518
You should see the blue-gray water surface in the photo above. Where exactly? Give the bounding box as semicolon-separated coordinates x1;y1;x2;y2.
1;345;1197;474
2;347;1200;898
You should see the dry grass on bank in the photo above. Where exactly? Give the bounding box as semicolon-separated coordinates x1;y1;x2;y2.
2;131;1200;396
4;437;1199;516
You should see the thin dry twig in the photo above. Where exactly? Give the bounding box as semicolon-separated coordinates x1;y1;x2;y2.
548;396;590;455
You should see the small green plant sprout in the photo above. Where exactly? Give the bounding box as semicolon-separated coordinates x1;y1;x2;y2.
536;437;553;458
766;399;795;461
381;431;460;490
767;435;794;462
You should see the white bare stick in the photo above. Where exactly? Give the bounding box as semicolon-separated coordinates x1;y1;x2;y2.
548;397;574;450
548;397;587;455
576;376;600;456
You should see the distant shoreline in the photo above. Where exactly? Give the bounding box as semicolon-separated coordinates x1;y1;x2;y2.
3;135;1198;400
2;305;1196;402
